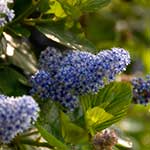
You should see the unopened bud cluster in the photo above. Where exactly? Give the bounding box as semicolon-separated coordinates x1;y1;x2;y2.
93;130;118;150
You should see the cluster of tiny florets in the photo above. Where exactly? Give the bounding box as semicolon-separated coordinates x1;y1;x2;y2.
92;130;118;150
132;75;150;105
0;95;40;144
39;47;64;76
30;47;130;110
0;0;15;27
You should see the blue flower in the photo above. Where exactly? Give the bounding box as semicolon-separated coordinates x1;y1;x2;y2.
0;95;40;143
132;75;150;105
0;0;15;27
30;70;53;99
30;47;130;110
0;94;6;100
39;47;63;76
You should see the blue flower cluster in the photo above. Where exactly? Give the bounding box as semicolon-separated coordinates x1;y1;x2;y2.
0;95;40;143
0;0;15;27
30;47;130;110
132;75;150;105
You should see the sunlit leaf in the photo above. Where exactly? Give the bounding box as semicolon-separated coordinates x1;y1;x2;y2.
47;0;67;18
57;0;82;19
80;82;132;131
37;22;97;52
3;33;37;73
80;0;111;12
85;106;113;128
142;49;150;73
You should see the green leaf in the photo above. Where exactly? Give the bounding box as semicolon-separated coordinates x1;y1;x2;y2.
0;67;28;96
38;101;62;139
36;22;97;52
12;0;40;24
85;106;113;128
47;0;67;18
57;0;82;19
10;24;31;38
13;0;32;17
80;82;132;131
36;123;69;150
113;146;120;150
80;0;111;12
60;112;89;144
38;0;50;12
50;0;110;18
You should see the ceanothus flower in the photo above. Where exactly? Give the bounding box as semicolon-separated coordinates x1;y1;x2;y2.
0;95;40;144
0;0;15;27
55;48;130;94
132;75;150;105
39;47;63;76
30;70;78;109
0;94;6;100
30;47;130;110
